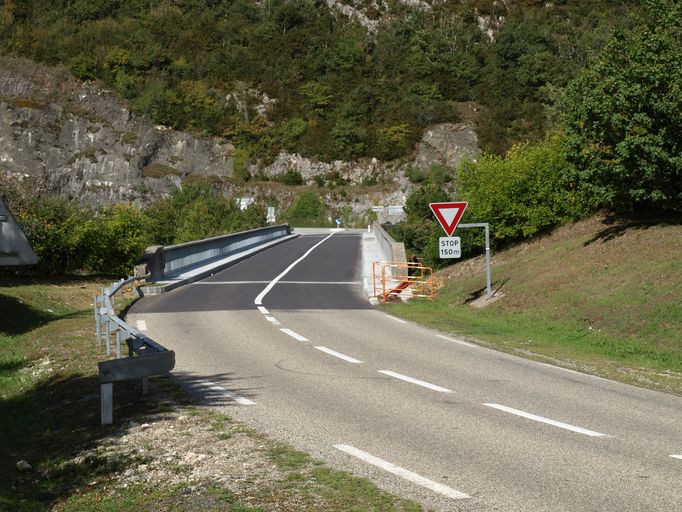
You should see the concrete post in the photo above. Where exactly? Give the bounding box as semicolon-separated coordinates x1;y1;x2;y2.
144;246;165;282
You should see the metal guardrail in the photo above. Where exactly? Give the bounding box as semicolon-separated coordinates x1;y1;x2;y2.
93;225;294;424
162;224;292;277
94;275;175;426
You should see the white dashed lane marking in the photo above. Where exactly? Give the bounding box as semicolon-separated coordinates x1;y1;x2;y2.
334;444;469;500
193;380;255;406
484;403;609;437
280;328;309;342
314;346;362;364
378;370;453;393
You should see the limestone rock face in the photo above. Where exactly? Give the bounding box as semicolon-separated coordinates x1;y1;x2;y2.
414;122;480;171
0;58;234;207
0;57;480;220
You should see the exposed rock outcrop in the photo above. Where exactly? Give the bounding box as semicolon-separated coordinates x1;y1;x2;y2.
414;122;480;171
0;58;234;207
0;57;480;218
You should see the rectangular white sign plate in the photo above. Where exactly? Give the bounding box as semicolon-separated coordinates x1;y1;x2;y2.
439;236;461;258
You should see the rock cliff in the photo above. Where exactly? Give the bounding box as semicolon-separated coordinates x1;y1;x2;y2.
0;57;234;206
0;57;479;214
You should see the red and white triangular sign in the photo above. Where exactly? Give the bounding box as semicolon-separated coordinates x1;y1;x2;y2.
429;202;468;237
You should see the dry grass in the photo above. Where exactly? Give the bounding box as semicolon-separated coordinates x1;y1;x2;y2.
390;214;682;393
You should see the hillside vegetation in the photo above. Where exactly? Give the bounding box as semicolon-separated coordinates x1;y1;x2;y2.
2;1;680;286
387;214;682;394
0;0;640;161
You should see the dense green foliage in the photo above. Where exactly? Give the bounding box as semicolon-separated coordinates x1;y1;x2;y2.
284;190;327;227
563;0;682;213
0;0;636;160
458;135;590;246
1;182;266;275
392;136;592;263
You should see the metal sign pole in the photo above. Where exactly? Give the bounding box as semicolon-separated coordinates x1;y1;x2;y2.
455;223;492;299
484;223;491;297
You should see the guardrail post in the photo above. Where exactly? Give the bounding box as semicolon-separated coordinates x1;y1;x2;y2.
94;295;102;350
101;383;113;425
116;330;122;359
104;316;111;356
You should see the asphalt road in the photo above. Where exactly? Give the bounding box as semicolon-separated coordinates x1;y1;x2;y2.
128;233;682;511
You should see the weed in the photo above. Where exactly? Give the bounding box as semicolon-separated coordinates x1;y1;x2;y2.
266;444;310;470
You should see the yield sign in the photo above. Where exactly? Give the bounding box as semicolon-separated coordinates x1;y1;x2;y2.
429;202;468;236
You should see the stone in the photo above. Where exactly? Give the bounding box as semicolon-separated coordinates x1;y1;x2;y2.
16;460;32;471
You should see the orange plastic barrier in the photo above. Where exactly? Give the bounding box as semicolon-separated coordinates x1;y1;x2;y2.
372;261;435;303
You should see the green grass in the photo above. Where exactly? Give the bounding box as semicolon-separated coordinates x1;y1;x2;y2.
388;216;682;393
267;443;311;470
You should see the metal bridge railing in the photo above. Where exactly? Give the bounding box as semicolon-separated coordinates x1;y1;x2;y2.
162;224;292;278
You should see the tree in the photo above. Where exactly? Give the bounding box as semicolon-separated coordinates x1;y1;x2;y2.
563;0;682;213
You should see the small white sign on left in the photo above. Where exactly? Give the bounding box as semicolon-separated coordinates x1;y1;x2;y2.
266;206;276;223
439;236;461;259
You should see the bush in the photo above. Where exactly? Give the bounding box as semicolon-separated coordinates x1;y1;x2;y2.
285;191;326;227
278;169;304;186
457;134;589;246
3;182;268;276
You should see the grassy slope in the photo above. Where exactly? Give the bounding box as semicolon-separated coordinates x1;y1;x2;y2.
386;214;682;394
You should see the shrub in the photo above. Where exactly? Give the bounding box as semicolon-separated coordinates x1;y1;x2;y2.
278;169;304;186
457;134;589;246
285;191;326;227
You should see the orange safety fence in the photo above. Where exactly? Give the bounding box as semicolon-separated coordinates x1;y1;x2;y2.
372;261;435;303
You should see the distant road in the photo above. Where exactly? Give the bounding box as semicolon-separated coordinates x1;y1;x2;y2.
129;232;682;511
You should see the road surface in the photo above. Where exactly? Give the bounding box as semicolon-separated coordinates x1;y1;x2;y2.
128;232;682;511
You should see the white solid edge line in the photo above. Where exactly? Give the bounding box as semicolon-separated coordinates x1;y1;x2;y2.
334;444;469;500
378;370;453;393
194;380;255;406
484;403;609;437
136;319;147;331
314;346;362;364
280;328;309;342
435;334;476;348
385;315;407;324
254;232;335;306
265;316;281;325
670;454;682;460
257;306;269;315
